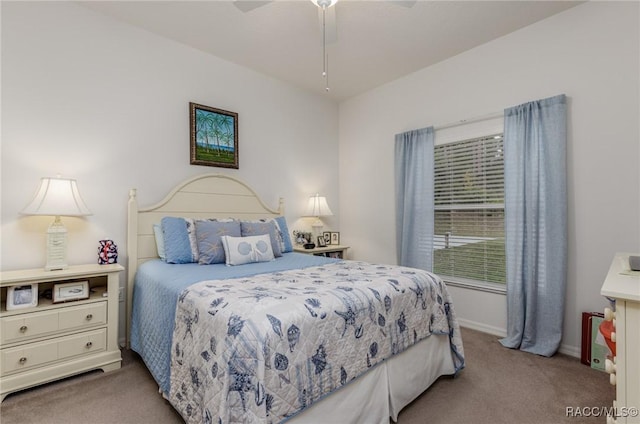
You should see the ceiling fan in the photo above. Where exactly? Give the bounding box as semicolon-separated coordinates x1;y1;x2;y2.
232;0;417;91
233;0;416;42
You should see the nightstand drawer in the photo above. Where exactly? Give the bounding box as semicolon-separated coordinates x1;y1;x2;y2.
0;312;58;344
58;328;107;359
1;302;107;345
59;303;107;332
1;328;106;376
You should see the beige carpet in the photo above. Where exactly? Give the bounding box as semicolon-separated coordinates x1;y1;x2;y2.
0;328;613;424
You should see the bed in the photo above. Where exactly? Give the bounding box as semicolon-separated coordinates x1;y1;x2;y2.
126;173;464;423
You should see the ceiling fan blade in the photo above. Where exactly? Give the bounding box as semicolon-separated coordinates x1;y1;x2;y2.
390;0;417;7
233;0;273;13
317;5;337;44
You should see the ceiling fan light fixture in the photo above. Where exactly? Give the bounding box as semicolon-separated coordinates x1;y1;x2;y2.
312;0;338;8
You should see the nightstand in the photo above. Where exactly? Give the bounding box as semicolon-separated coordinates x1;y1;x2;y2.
0;263;123;401
294;245;349;259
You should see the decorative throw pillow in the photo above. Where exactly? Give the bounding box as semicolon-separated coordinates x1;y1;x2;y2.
273;216;293;253
240;221;283;257
195;220;241;265
161;217;195;264
220;234;275;266
242;217;292;253
183;218;199;262
153;224;166;261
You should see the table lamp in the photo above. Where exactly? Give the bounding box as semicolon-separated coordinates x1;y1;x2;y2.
21;176;92;270
304;193;333;241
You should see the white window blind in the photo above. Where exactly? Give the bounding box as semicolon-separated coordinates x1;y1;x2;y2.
433;133;505;285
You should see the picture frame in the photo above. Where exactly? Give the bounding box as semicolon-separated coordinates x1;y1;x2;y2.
317;235;327;247
330;232;340;245
293;230;313;246
323;232;331;245
190;102;239;169
6;284;38;310
53;281;89;303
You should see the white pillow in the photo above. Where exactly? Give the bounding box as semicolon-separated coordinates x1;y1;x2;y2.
220;234;275;266
153;224;166;260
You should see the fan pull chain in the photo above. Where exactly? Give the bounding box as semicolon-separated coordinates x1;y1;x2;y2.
325;55;329;91
322;4;329;91
316;0;334;92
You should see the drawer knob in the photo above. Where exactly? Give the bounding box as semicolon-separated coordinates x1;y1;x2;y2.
85;314;93;321
605;358;617;374
19;325;28;333
604;307;615;321
85;341;93;349
19;357;27;364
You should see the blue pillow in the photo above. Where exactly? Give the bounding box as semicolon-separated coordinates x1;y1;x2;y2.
195;220;241;264
161;217;195;264
240;221;282;257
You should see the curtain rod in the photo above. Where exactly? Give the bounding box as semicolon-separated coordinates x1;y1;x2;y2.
434;110;503;131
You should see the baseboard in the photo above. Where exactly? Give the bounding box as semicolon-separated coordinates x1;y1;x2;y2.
558;344;580;358
458;319;580;359
458;318;506;337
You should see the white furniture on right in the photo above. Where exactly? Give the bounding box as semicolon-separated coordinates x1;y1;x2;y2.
601;253;640;424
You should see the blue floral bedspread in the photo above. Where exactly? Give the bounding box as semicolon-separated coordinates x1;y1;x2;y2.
169;261;465;423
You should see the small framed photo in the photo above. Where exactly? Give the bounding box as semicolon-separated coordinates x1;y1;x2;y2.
317;236;327;247
323;232;331;245
53;281;89;303
293;230;312;246
6;284;38;310
330;232;340;245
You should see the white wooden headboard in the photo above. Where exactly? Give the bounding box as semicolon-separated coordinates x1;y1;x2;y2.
126;173;284;345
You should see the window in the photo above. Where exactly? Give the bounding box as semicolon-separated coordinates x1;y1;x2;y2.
433;133;505;286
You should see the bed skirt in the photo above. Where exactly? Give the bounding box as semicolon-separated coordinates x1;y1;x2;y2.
287;333;455;423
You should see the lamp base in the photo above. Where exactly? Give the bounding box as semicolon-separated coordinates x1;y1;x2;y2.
311;219;324;243
45;216;68;271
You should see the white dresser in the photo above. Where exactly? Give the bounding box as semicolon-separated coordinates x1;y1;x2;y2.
601;253;640;424
0;264;123;401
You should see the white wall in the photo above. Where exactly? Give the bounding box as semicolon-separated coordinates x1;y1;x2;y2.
1;2;339;339
339;2;640;356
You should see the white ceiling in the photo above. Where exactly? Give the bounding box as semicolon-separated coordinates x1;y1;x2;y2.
80;0;582;102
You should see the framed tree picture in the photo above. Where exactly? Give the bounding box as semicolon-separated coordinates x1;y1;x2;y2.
190;102;239;169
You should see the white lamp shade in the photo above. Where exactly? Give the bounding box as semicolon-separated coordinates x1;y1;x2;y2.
21;177;92;217
304;193;333;217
